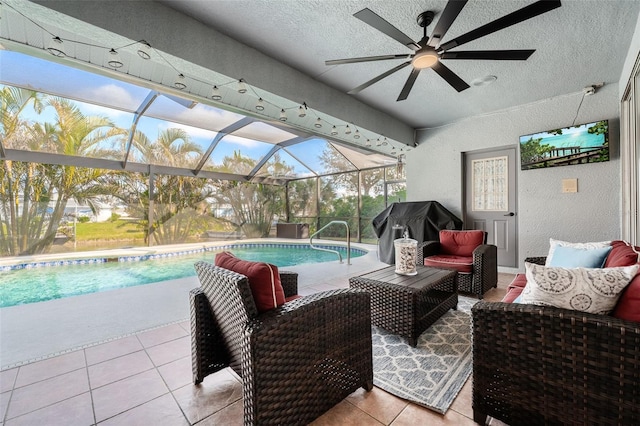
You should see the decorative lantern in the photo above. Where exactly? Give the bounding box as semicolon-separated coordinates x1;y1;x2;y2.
394;231;418;276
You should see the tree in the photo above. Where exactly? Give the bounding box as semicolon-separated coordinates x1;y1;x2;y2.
1;87;45;255
210;151;288;238
1;91;118;255
520;137;553;166
287;178;316;218
587;120;610;162
319;144;382;196
112;128;214;245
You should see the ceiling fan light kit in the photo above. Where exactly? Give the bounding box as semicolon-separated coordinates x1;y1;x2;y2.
412;48;439;69
326;0;562;101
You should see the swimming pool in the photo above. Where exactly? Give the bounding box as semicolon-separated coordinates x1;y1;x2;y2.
0;243;366;308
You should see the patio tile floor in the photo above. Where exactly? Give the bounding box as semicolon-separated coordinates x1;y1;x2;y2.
0;273;513;425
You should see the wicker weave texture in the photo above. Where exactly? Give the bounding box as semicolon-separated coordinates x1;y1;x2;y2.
349;266;457;346
191;261;373;425
472;301;640;425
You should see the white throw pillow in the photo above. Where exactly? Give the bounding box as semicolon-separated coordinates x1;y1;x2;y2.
545;238;612;266
521;262;639;314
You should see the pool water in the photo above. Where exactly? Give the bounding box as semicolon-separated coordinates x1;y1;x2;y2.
0;245;365;308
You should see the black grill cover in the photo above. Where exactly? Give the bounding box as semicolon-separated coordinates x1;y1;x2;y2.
372;201;463;264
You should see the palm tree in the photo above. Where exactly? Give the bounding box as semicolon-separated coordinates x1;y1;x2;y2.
115;128;212;244
1;87;45;255
1;92;120;255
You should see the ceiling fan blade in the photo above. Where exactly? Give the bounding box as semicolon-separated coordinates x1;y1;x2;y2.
348;61;412;94
441;49;535;60
438;0;561;51
427;0;468;48
397;68;421;101
354;8;421;50
431;61;470;92
326;54;411;66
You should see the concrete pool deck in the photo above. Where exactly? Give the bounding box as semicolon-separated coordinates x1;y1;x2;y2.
0;240;386;369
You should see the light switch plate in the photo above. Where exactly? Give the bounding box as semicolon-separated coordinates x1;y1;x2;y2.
562;178;578;193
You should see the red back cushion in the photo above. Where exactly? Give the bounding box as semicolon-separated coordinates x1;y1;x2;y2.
439;230;485;257
613;271;640;322
607;242;640;322
215;251;285;313
605;240;640;267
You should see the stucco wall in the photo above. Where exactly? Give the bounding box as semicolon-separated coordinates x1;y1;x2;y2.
409;83;620;271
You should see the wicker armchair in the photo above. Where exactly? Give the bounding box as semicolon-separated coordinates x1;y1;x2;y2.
418;230;497;298
471;257;640;425
190;261;373;425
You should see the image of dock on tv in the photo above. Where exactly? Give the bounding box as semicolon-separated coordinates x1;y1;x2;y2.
519;120;609;170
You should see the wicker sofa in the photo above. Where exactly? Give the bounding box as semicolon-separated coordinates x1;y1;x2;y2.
471;241;640;425
190;261;373;425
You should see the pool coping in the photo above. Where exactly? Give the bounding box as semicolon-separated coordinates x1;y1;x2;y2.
0;238;371;271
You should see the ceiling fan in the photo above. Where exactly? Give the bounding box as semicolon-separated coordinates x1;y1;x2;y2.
326;0;562;101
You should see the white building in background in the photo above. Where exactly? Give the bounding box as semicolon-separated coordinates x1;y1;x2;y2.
62;198;128;223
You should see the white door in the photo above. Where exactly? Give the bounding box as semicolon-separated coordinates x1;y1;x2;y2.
464;147;518;268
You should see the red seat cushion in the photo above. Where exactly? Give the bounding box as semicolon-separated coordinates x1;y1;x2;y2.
439;230;485;257
215;251;285;313
424;254;473;273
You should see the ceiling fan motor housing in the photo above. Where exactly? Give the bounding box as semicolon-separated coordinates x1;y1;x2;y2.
417;11;435;28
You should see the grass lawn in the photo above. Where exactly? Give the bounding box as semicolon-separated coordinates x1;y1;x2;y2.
75;220;145;241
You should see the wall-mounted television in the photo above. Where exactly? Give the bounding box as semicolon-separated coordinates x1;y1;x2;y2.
519;120;609;170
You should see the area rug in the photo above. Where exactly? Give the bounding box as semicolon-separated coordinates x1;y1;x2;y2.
372;296;478;414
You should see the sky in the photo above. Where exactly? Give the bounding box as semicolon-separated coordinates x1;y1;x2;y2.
0;50;326;175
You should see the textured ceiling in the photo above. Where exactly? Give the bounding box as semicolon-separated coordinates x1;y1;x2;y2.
157;0;640;129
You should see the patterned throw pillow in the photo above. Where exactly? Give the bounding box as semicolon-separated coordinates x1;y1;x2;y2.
545;238;611;266
521;262;639;314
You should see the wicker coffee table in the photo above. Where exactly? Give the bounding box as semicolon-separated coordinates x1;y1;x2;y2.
349;266;457;346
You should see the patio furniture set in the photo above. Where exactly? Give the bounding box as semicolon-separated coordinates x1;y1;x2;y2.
189;232;640;425
189;229;497;424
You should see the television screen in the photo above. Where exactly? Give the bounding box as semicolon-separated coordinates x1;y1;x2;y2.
519;120;609;170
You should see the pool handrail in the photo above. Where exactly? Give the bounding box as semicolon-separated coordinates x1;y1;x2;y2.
309;221;351;265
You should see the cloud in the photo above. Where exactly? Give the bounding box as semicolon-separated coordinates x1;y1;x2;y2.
155;120;218;140
78;84;138;119
221;134;264;149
